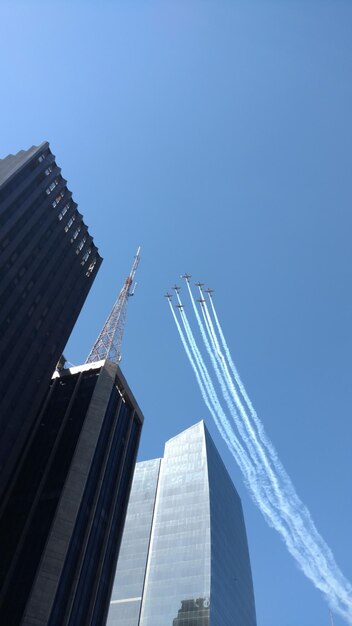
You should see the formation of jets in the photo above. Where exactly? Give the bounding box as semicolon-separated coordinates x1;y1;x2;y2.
163;277;214;310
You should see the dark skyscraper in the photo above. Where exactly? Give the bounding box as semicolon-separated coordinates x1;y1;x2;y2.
0;142;102;503
107;421;257;626
0;226;143;626
0;359;143;626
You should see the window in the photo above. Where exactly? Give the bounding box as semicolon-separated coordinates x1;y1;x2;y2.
52;190;65;208
46;179;59;195
76;237;86;254
45;167;53;176
64;215;75;232
58;203;69;220
70;225;81;243
38;154;46;163
81;248;92;265
86;257;97;277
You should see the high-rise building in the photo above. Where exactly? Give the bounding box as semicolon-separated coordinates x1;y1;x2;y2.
0;142;102;503
0;359;144;626
107;421;257;626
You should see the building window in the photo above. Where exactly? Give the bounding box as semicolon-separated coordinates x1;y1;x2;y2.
45;167;53;176
86;257;97;277
81;248;92;265
75;237;86;254
52;191;65;208
58;203;70;220
64;215;75;232
46;179;59;195
70;225;81;243
38;154;46;163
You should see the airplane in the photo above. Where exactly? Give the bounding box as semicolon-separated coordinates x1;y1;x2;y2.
180;273;191;281
175;304;184;310
204;288;214;296
197;298;206;304
172;284;181;292
164;292;173;300
195;282;204;288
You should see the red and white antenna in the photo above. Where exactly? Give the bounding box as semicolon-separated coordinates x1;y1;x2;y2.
86;246;141;365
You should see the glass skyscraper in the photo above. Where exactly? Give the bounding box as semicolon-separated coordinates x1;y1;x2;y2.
107;421;257;626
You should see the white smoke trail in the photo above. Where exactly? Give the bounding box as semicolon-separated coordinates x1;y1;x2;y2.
200;296;274;470
171;296;255;480
200;297;352;616
200;294;291;509
168;301;251;478
169;299;310;570
168;284;352;624
186;282;273;483
204;296;352;622
208;293;298;491
197;293;317;559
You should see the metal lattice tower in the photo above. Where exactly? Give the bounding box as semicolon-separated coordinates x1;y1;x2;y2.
86;246;141;365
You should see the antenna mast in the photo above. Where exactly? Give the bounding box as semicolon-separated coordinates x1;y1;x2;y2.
86;246;141;365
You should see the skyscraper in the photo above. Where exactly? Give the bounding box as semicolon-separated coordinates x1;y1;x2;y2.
107;421;257;626
0;359;143;626
0;142;102;503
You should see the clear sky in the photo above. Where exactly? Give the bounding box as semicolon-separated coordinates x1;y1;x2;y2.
1;1;352;625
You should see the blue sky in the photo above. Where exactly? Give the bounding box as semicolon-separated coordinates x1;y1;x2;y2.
1;1;352;624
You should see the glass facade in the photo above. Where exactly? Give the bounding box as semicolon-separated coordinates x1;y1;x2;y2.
107;421;257;626
108;459;161;626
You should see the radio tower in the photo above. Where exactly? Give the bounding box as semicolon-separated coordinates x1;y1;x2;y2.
86;246;141;365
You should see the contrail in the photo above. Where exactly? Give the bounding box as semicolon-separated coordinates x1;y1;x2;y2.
200;295;352;619
199;294;279;479
168;301;251;478
171;296;255;480
199;294;299;520
170;296;310;567
187;282;274;485
167;282;352;624
208;292;296;492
